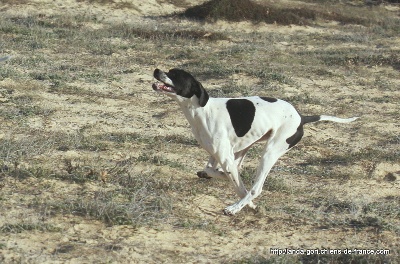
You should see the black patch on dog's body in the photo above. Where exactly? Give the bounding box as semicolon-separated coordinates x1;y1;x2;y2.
286;115;322;149
286;125;304;149
226;99;256;137
260;96;278;103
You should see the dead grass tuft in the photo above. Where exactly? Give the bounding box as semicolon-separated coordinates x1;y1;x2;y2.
109;23;228;41
31;169;176;227
1;222;61;233
76;0;137;9
180;0;316;25
0;0;28;4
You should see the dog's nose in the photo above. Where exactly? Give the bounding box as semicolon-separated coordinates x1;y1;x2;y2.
152;83;158;90
153;69;161;78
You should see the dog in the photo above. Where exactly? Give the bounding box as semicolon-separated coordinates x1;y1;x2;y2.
152;68;358;215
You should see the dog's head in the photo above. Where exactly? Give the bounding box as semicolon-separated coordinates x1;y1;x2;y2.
152;68;209;107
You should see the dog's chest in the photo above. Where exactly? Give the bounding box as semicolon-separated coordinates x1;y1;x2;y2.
181;100;261;152
180;104;226;149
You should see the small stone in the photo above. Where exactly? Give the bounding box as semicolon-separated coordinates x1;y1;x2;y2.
383;172;396;182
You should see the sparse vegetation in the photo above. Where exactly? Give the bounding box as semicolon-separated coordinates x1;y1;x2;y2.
0;0;399;262
1;222;61;233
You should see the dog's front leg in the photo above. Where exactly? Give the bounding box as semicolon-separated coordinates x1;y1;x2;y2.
225;144;288;215
197;156;227;180
220;158;256;215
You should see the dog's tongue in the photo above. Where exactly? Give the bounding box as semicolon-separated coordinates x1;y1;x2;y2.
153;82;175;93
161;84;175;92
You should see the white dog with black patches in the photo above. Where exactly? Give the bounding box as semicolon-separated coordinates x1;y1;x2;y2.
152;68;358;215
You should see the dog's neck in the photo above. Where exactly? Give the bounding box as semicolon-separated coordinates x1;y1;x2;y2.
175;95;207;118
173;95;211;143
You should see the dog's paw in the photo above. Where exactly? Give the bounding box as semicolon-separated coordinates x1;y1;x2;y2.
223;208;235;216
197;171;212;179
247;201;257;210
223;205;240;216
223;204;258;215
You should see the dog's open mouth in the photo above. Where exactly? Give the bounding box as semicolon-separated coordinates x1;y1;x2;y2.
152;82;175;93
153;69;176;94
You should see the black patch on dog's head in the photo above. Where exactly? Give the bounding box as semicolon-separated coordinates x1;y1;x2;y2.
226;99;256;137
260;96;277;103
155;68;209;107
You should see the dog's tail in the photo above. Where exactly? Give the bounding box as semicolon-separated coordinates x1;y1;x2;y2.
302;115;358;124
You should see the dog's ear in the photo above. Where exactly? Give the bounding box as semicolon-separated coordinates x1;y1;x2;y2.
195;81;209;107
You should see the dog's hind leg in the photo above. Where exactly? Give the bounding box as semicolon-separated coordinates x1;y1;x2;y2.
250;146;288;201
235;147;250;170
